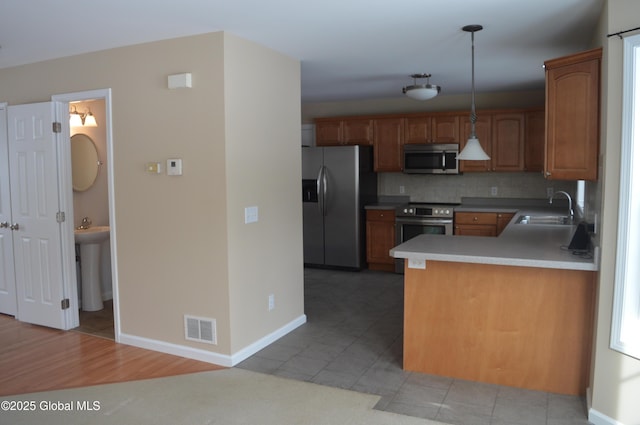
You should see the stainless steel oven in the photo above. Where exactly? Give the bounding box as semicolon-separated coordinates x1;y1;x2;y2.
395;203;456;273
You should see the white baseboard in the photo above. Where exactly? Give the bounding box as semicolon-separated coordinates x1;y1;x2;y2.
118;332;234;366
589;407;626;425
229;314;307;366
117;314;307;368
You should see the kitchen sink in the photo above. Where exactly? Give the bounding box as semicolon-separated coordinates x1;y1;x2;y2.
516;215;573;225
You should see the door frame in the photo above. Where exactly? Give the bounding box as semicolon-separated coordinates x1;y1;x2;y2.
0;102;17;316
52;89;119;338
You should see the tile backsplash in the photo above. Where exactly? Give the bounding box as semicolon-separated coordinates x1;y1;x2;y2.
379;172;576;203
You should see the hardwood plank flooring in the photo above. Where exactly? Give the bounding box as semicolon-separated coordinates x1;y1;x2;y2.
0;314;224;396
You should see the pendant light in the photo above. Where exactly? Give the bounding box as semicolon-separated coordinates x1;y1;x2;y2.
457;25;490;161
402;73;441;100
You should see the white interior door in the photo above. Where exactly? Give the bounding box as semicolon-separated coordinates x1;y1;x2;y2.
0;104;17;316
8;102;66;329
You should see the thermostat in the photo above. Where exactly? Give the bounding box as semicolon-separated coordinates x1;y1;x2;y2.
167;158;182;176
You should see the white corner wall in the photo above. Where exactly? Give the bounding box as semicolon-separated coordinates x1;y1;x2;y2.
590;1;640;424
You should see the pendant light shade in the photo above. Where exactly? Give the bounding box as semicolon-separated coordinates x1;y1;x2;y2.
457;137;489;160
457;25;491;161
402;73;441;100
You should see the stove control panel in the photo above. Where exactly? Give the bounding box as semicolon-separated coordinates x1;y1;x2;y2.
396;204;456;218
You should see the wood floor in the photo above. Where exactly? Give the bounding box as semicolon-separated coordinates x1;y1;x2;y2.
0;313;224;397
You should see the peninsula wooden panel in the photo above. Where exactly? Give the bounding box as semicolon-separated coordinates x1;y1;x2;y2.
403;261;595;395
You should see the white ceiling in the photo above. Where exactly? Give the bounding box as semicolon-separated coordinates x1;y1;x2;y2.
0;0;604;103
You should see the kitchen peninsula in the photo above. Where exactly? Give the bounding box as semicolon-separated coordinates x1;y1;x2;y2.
390;205;598;396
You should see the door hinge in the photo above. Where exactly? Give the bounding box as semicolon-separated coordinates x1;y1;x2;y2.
53;122;62;133
61;298;70;310
56;211;65;223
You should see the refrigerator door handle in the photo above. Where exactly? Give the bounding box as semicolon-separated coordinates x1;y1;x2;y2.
316;166;324;215
321;166;328;216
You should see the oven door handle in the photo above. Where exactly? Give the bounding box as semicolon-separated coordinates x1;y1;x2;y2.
395;218;453;226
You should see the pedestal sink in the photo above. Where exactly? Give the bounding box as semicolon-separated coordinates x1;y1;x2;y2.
74;226;110;311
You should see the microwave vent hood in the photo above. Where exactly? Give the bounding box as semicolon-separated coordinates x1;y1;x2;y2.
403;143;460;175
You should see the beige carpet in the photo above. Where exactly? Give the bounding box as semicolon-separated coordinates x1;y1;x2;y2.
0;368;448;424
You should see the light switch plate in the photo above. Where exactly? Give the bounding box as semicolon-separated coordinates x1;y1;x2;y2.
245;206;258;224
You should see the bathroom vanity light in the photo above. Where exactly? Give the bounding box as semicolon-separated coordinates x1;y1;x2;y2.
69;105;98;127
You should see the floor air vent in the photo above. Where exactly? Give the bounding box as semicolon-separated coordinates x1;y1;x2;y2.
184;315;217;345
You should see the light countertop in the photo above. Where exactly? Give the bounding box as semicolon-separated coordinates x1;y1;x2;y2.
390;206;598;271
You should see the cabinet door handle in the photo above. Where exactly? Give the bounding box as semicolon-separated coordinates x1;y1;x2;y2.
0;222;8;228
10;223;20;230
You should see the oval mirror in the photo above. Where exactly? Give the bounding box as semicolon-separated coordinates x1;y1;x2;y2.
71;134;100;192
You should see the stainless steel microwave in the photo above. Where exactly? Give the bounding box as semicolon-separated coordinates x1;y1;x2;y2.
403;143;460;174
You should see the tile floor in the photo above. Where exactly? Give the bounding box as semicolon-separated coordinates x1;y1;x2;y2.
73;299;115;340
237;268;591;425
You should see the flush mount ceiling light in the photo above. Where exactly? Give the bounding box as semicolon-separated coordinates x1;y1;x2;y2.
69;105;98;127
402;73;441;101
457;24;491;161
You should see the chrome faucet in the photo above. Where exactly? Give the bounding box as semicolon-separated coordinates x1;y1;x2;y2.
77;217;92;230
549;191;574;218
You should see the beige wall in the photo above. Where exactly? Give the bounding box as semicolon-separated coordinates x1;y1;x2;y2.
0;32;304;359
590;1;640;424
222;34;304;352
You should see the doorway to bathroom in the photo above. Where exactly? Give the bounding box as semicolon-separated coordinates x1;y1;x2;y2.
53;89;118;341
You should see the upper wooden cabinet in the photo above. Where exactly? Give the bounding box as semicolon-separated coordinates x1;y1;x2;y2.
315;108;543;173
404;116;431;144
316;118;373;146
432;115;460;143
316;119;343;145
492;113;525;172
344;118;374;145
374;118;404;172
404;115;459;144
524;110;545;172
544;48;601;181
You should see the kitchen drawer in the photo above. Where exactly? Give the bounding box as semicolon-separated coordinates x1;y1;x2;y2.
455;212;497;225
366;209;396;222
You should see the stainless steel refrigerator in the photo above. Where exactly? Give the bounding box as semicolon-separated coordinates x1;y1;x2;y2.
302;145;377;269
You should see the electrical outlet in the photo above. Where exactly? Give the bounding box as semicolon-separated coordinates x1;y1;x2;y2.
399;185;405;194
268;294;275;311
491;186;498;196
408;258;426;269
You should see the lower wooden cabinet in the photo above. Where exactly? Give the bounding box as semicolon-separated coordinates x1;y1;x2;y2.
366;209;396;272
454;211;515;237
497;212;515;235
